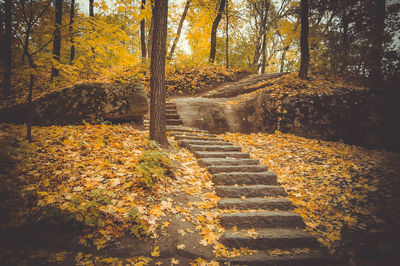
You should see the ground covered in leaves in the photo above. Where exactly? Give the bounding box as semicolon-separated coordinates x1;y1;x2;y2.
0;123;230;265
220;131;400;265
225;72;368;106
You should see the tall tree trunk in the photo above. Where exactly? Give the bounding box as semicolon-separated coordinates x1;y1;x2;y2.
252;0;269;69
209;0;226;63
225;0;229;69
26;53;36;143
89;0;94;17
140;0;147;59
51;0;62;79
280;46;288;73
167;0;191;60
148;5;154;60
150;0;168;147
298;0;309;79
3;0;12;95
69;0;75;64
369;0;385;88
260;32;267;73
21;27;30;64
340;9;349;72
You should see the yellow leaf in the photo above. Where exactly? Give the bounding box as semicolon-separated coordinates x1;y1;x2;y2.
151;246;160;257
177;244;185;250
170;258;179;265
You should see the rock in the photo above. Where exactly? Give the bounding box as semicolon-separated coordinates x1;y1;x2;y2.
0;83;148;126
175;88;400;152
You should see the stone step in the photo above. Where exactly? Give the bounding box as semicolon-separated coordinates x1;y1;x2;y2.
186;145;242;152
221;228;319;249
166;119;183;125
179;140;232;147
215;185;287;198
194;151;250;159
170;132;217;138
218;198;293;210
200;158;259;166
220;211;305;229
166;110;178;115
174;135;223;142
212;171;278;186
217;251;332;266
208;165;268;174
166;114;180;120
167;126;208;133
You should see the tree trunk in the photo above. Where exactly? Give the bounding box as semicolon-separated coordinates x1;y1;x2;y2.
148;5;154;60
89;0;94;17
369;0;385;88
340;9;349;72
3;0;12;95
209;0;226;63
140;0;147;59
225;0;229;69
280;46;289;73
167;0;191;60
252;0;269;69
51;0;62;79
298;0;309;79
260;32;266;73
70;0;75;64
150;0;168;147
26;53;36;143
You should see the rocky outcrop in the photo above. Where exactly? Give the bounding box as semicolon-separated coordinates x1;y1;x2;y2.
0;83;148;125
175;90;400;152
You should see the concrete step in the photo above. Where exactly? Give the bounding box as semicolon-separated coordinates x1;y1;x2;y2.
179;139;233;147
221;228;319;249
218;198;293;210
212;171;278;186
167;126;208;133
170;132;217;138
209;165;268;174
215;185;287;198
166;110;178;115
174;135;223;142
186;145;242;152
166;114;180;120
194;151;250;159
200;158;259;167
220;211;305;229
166;119;182;125
217;250;332;266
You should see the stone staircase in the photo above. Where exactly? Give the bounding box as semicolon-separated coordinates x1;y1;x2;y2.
163;101;334;265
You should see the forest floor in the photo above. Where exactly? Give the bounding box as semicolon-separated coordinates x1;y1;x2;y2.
0;71;399;265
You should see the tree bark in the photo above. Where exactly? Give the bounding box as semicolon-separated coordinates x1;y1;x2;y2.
69;0;75;64
167;0;191;60
280;46;289;73
252;0;269;68
89;0;94;17
147;3;154;60
150;0;168;147
3;0;12;95
225;0;229;69
209;0;226;63
51;0;62;79
340;9;349;72
298;0;309;79
369;0;385;88
260;32;267;73
140;0;147;59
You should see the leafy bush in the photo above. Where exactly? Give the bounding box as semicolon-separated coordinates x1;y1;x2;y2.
135;141;174;189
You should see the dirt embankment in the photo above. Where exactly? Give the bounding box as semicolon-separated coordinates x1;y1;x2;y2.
175;73;400;152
